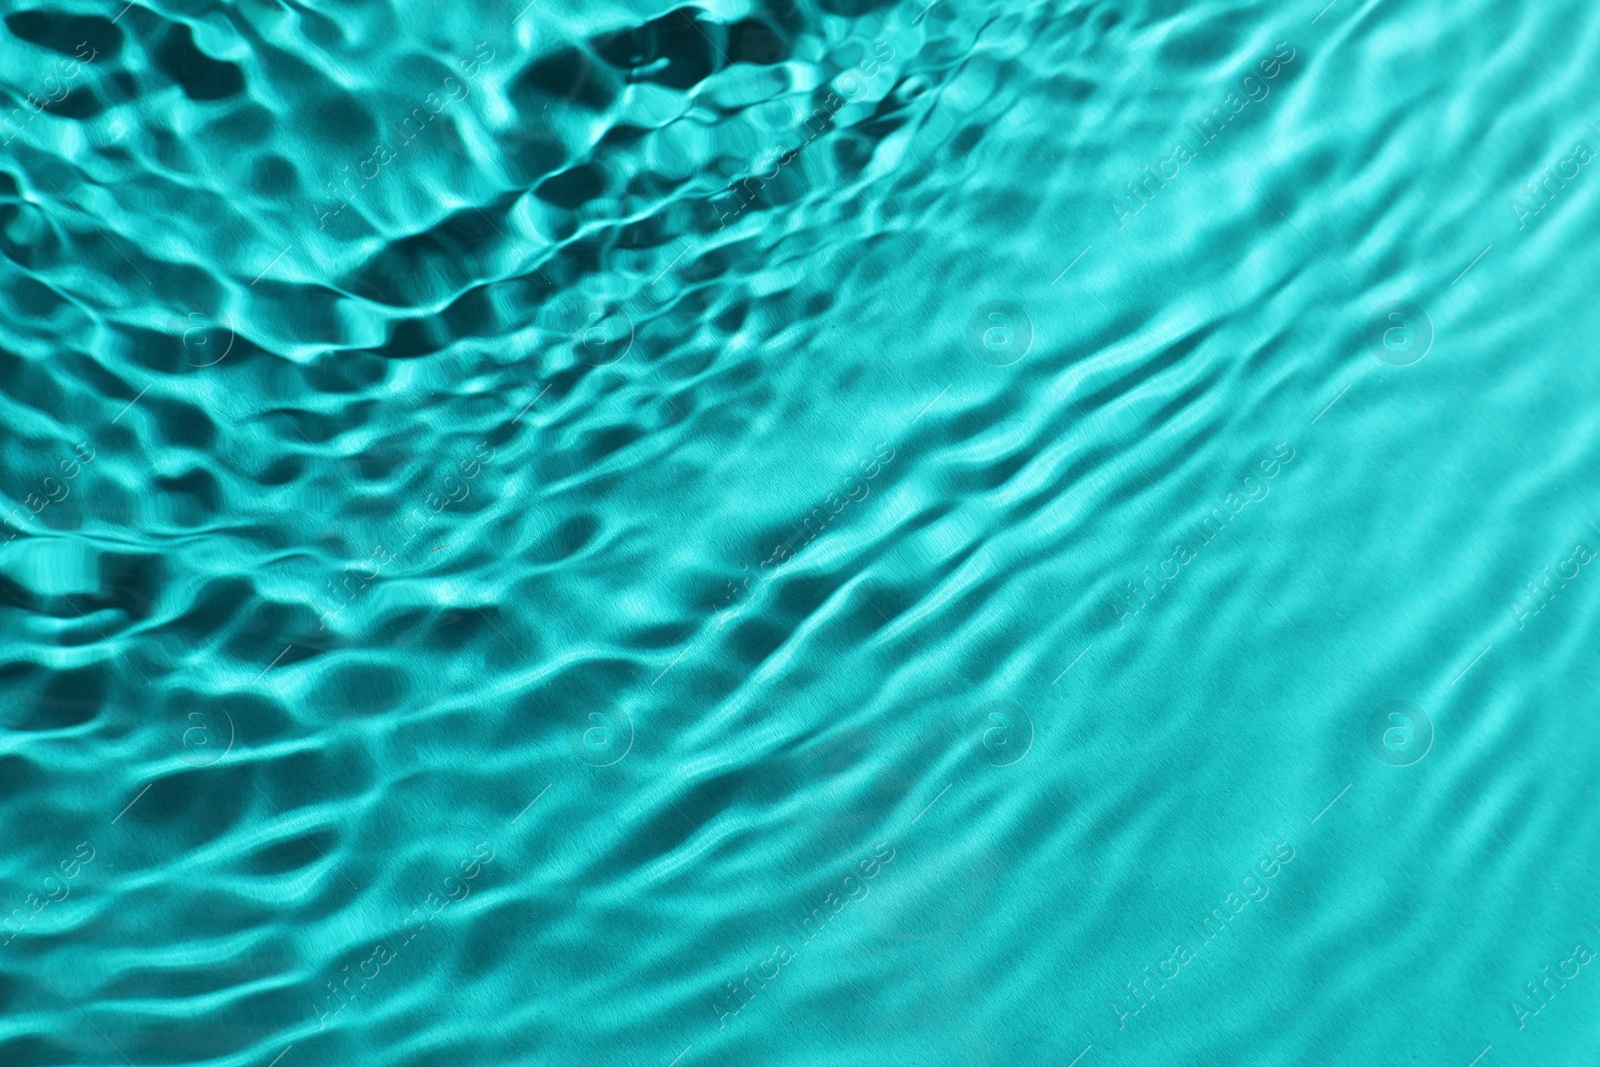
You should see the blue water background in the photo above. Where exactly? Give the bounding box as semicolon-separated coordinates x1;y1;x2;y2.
2;0;1600;1064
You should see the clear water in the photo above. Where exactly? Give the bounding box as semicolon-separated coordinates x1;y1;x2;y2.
3;0;1599;1064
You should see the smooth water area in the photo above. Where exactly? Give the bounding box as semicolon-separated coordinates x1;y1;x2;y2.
2;0;1599;1064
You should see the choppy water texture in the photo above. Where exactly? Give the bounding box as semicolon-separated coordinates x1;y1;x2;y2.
3;0;1600;1063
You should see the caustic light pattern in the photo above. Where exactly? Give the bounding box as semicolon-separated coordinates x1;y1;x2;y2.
2;0;1599;1066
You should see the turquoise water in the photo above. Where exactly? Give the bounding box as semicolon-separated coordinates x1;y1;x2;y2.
3;0;1600;1063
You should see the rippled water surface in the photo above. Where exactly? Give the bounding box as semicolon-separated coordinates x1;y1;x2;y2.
4;0;1600;1063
